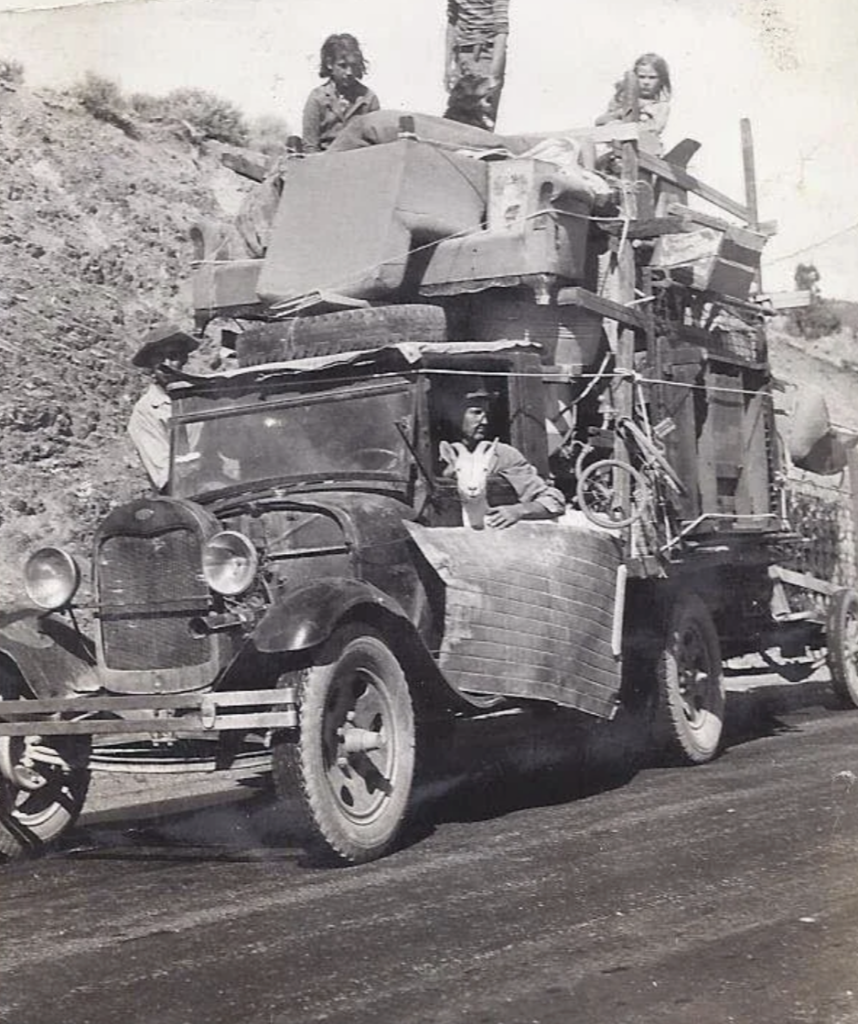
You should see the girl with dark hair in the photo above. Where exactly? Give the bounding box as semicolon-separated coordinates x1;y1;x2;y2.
302;33;380;152
595;52;672;139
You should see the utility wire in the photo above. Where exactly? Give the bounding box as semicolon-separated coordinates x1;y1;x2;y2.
763;220;858;266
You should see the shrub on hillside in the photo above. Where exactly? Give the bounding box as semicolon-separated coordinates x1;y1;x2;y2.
247;114;291;156
158;87;248;145
788;262;842;341
129;91;166;120
0;57;24;86
73;72;140;138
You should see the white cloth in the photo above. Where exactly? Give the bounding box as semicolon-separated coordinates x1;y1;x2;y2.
128;382;171;490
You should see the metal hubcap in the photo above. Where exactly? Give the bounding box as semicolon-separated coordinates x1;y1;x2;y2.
323;668;396;824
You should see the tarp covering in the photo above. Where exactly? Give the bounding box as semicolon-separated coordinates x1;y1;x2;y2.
405;519;623;718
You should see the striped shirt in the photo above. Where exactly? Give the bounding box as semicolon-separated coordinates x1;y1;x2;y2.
448;0;510;46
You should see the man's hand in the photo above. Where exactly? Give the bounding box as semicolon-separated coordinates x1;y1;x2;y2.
485;504;524;529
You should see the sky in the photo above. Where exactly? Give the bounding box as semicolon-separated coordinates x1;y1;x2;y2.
1;0;857;299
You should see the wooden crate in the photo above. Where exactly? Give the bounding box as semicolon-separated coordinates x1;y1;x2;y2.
652;222;767;301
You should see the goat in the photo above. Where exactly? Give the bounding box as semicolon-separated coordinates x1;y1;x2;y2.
439;439;499;529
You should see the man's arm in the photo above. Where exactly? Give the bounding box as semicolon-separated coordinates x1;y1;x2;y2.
487;443;565;528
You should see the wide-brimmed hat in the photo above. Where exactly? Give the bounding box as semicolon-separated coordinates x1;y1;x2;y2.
132;324;199;368
462;381;500;402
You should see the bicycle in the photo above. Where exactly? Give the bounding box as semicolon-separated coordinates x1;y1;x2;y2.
574;380;686;532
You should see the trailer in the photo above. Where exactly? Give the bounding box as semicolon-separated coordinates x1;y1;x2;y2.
1;111;856;864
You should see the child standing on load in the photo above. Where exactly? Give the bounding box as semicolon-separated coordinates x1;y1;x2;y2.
595;52;672;141
302;33;380;153
445;0;509;130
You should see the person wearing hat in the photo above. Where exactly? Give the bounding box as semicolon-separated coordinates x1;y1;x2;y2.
127;323;199;491
442;379;565;528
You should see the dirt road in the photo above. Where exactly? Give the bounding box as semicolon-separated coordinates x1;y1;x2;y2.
2;679;858;1024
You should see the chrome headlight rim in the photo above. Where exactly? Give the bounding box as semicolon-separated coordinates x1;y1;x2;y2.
23;547;81;611
201;530;259;597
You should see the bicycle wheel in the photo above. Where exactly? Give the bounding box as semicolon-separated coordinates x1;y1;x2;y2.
576;458;647;529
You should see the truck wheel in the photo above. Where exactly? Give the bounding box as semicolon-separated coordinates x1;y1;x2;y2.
0;713;91;860
827;588;858;708
651;594;725;765
272;625;416;864
237;304;448;367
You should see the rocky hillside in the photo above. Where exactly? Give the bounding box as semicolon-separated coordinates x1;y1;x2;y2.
0;81;251;605
0;77;856;609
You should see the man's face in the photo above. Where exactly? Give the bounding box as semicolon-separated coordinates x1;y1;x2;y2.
153;344;188;384
461;403;490;446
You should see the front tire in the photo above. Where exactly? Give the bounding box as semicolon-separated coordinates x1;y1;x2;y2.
272;625;416;864
651;593;725;765
0;683;91;860
827;588;858;708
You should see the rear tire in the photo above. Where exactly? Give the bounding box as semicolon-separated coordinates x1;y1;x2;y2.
651;594;725;765
827;588;858;708
237;304;449;367
272;625;416;864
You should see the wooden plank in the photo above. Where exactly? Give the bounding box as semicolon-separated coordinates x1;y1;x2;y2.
666;203;776;239
760;290;812;310
638;151;751;222
769;564;841;598
555;286;647;329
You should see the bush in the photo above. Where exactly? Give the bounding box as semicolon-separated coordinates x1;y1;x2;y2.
74;72;125;117
0;57;24;86
73;72;140;138
791;301;842;341
247;114;291;156
159;87;248;145
129;91;166;120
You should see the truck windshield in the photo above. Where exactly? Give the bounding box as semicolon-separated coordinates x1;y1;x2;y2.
169;382;412;498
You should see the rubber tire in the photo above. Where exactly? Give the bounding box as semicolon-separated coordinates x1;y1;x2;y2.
237;304;449;367
827;588;858;708
272;625;416;864
576;458;647;530
651;593;725;765
0;688;91;859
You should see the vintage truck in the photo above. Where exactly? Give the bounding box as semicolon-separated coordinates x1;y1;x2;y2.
2;111;856;864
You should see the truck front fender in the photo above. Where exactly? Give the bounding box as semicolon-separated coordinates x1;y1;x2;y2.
253;578;413;654
0;608;100;699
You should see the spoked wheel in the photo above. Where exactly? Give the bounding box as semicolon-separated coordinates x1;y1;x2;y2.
827;588;858;708
651;594;725;765
0;719;91;860
272;625;416;864
576;458;647;530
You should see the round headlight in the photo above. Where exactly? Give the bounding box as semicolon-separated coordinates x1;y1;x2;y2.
24;548;81;610
202;531;259;596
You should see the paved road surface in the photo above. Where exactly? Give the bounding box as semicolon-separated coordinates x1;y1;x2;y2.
2;676;858;1024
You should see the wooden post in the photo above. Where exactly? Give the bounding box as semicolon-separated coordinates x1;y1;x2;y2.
612;140;639;532
741;118;762;292
848;447;858;584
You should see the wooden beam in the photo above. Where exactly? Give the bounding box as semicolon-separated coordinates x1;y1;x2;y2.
556;286;647;329
638;151;751;222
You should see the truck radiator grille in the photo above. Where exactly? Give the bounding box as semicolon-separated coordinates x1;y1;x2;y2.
97;528;211;671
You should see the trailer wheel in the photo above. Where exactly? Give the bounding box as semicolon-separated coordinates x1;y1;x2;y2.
237;304;449;367
0;679;91;859
827;588;858;708
651;594;725;765
272;625;416;864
